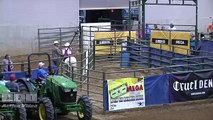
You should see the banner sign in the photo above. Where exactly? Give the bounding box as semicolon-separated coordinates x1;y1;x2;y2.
150;30;190;55
150;30;170;51
152;38;169;45
107;77;145;111
171;39;188;46
170;71;213;102
94;31;136;55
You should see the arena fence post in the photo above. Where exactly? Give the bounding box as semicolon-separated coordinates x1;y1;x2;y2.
59;28;62;47
201;57;204;69
21;63;24;71
160;43;162;66
148;46;151;68
102;72;106;113
38;29;41;52
93;39;96;70
87;61;90;96
133;71;136;78
89;26;92;49
71;66;74;81
172;46;175;59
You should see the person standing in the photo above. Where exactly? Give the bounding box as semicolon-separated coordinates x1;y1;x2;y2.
62;42;72;61
168;23;176;31
154;24;159;30
207;21;213;39
62;42;78;75
52;41;62;66
145;24;151;40
2;54;14;72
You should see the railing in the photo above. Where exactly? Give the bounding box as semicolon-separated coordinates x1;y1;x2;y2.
38;27;79;53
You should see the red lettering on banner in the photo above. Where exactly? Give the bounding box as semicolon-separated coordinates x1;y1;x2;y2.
127;85;143;92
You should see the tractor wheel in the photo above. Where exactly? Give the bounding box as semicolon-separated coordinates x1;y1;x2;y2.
16;104;27;120
38;97;54;120
77;96;92;120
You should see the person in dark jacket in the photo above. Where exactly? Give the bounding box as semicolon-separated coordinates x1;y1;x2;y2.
52;41;62;66
5;74;19;92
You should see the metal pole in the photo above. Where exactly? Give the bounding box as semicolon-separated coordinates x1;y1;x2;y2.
59;28;62;47
87;61;90;96
21;63;24;72
38;29;41;52
142;1;146;40
71;66;74;81
93;40;96;70
195;1;198;49
128;0;132;37
102;72;106;112
133;71;136;78
139;0;143;29
148;46;151;68
89;26;92;49
79;26;83;52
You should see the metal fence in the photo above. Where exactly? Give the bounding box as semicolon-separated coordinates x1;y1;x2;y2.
38;27;79;53
37;25;213;113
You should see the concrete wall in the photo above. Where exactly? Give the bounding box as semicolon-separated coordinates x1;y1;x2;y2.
80;0;129;10
0;0;79;56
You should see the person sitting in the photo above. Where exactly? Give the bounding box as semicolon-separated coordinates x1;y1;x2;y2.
37;62;48;84
2;54;14;72
0;73;7;86
5;74;19;92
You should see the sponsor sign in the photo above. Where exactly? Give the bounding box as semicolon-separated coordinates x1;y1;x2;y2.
107;77;145;111
172;39;188;46
152;38;169;45
170;71;213;102
150;30;190;55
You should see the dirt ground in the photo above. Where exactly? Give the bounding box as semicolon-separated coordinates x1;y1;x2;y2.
3;54;213;120
57;99;213;120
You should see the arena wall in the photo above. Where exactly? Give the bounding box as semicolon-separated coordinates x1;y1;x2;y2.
0;0;79;56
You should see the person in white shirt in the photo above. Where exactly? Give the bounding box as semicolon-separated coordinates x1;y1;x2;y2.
2;54;14;72
62;42;72;61
168;23;176;31
62;42;77;68
0;73;7;86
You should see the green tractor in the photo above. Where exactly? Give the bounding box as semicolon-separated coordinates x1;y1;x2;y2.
0;84;27;120
16;53;92;120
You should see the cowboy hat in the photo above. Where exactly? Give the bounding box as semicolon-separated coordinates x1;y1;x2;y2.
53;41;59;44
38;62;45;68
64;42;70;47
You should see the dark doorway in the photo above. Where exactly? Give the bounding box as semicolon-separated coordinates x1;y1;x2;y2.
86;9;123;24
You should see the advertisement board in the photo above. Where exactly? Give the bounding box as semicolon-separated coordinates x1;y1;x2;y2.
150;30;170;51
94;31;136;54
107;77;145;111
150;30;190;55
170;70;213;102
171;31;190;55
